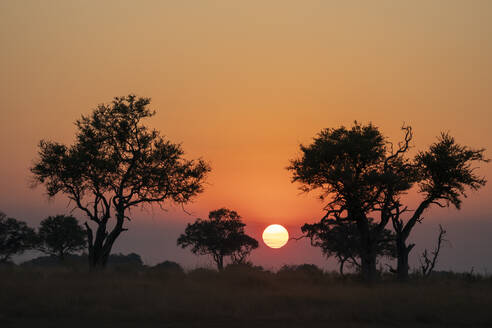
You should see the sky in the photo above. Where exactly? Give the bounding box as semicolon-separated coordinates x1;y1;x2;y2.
1;1;491;272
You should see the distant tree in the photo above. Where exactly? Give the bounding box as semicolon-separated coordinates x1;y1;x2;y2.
302;218;395;276
152;260;184;274
37;215;86;261
278;264;324;276
31;95;210;269
0;212;37;263
177;208;259;270
107;252;143;269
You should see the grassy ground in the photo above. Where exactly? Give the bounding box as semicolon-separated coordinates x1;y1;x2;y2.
1;265;491;328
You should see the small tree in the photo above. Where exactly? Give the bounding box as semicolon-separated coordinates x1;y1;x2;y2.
177;208;259;270
0;212;37;263
31;95;210;269
302;218;395;276
419;225;447;278
390;133;488;280
38;215;86;261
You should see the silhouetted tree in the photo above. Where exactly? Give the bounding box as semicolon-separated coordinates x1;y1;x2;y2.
31;95;211;269
288;123;487;282
390;133;487;280
37;215;86;261
177;208;259;270
302;218;395;276
288;122;406;281
0;212;37;263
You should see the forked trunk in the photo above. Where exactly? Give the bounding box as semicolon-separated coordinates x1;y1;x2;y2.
86;213;125;270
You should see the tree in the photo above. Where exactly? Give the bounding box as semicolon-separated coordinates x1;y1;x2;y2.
0;212;37;263
31;95;211;269
288;122;404;281
37;215;86;261
177;208;259;270
289;123;488;282
302;218;395;276
390;133;487;280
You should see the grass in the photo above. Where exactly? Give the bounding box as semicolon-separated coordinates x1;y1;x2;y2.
1;265;491;328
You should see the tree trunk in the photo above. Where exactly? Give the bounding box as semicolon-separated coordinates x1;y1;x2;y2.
86;213;125;270
360;250;377;282
88;247;107;270
357;218;378;282
339;258;346;277
59;251;65;263
217;255;224;271
394;199;431;281
396;237;414;281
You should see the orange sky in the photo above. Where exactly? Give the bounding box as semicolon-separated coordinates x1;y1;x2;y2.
1;1;491;271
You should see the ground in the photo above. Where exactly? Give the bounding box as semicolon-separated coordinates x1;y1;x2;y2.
1;265;491;328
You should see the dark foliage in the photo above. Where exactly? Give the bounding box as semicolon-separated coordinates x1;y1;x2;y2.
107;252;143;267
288;122;487;281
31;95;211;269
152;260;184;274
0;212;37;263
391;132;488;280
278;264;324;275
37;215;86;261
288;122;403;281
21;253;143;269
302;218;395;275
177;208;259;270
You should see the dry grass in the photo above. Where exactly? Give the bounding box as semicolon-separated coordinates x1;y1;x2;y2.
1;265;491;328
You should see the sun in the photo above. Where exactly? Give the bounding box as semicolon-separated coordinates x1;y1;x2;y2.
262;224;289;249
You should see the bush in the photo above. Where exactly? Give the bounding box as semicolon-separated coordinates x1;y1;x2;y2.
152;260;184;274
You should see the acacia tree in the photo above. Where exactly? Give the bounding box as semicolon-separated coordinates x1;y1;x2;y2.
37;215;86;261
302;218;395;276
31;95;211;269
289;123;487;282
288;122;408;281
0;212;37;263
389;133;487;280
177;208;259;270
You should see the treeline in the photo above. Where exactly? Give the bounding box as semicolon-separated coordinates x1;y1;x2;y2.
0;214;85;263
4;94;486;282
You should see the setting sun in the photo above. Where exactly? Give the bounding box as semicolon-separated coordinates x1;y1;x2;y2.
262;224;289;249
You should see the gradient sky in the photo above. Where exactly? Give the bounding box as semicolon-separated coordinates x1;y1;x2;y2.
1;1;491;272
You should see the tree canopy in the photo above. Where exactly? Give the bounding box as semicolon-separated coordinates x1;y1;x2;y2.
37;215;86;261
288;122;397;281
0;212;37;263
177;208;259;270
288;122;488;281
302;218;395;275
31;95;211;268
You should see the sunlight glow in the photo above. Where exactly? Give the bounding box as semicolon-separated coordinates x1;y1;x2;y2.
262;224;289;249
